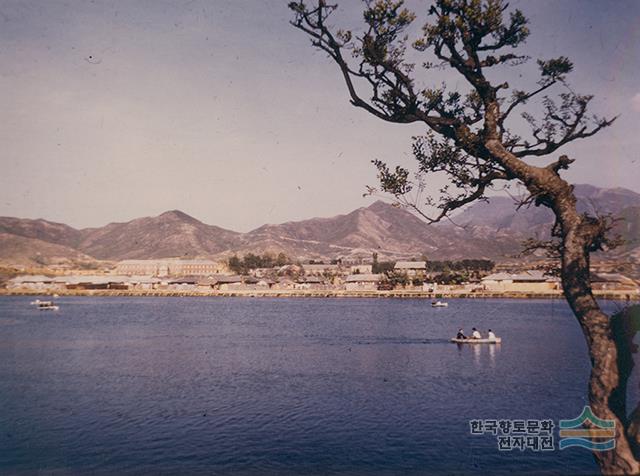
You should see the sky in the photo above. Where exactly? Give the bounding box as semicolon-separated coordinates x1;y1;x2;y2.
1;0;639;231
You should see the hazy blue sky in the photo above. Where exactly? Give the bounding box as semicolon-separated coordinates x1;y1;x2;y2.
1;0;639;231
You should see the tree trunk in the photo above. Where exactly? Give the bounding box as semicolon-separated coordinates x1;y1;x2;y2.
555;192;640;474
484;131;640;473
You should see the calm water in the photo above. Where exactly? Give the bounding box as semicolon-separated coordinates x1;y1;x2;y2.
0;296;632;474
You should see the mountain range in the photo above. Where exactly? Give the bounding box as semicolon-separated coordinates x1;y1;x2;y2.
1;184;639;267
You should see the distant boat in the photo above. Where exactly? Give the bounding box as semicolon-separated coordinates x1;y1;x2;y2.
52;294;60;298
432;301;448;307
451;337;501;344
30;299;43;305
37;301;59;311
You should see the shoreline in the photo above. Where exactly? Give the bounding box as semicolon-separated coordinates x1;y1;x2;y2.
1;289;638;301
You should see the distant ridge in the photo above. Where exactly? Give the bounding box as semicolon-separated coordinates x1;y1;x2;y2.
75;211;241;260
452;185;640;233
0;184;638;265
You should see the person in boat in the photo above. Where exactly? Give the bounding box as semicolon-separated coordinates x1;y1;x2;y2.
456;328;466;339
471;327;482;339
487;329;496;340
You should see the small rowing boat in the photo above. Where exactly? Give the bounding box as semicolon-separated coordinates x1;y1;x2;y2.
432;301;448;307
37;301;59;311
450;337;501;344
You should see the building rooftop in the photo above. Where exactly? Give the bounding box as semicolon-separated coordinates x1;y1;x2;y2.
168;277;199;284
211;275;243;284
482;270;556;282
592;273;637;285
10;275;55;283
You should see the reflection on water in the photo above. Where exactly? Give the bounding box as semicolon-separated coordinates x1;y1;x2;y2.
473;343;481;366
0;296;618;474
456;342;501;369
489;343;498;367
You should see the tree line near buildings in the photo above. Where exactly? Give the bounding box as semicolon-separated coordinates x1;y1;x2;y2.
227;253;290;274
228;252;494;282
425;260;494;273
372;255;495;284
426;260;495;283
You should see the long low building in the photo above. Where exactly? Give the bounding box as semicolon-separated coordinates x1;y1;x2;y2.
115;259;226;277
481;270;560;293
591;273;639;291
6;274;162;291
345;274;383;291
6;275;64;291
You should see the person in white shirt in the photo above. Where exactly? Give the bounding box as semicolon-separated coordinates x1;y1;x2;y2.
471;327;482;339
488;329;496;340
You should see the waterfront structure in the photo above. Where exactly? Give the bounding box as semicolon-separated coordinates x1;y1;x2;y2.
591;273;638;291
302;264;341;276
207;275;263;291
166;275;262;292
7;275;61;290
252;267;278;278
350;264;373;274
481;270;560;293
64;275;131;290
423;282;437;292
128;276;162;290
256;279;276;289
7;274;162;291
277;264;303;278
274;277;295;290
345;274;383;291
209;275;243;290
294;275;326;290
167;277;199;291
3;269;636;296
394;261;427;278
115;259;226;277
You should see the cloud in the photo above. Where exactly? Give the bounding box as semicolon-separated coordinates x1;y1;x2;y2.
632;93;640;112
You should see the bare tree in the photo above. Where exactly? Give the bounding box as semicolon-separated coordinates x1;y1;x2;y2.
289;0;636;473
